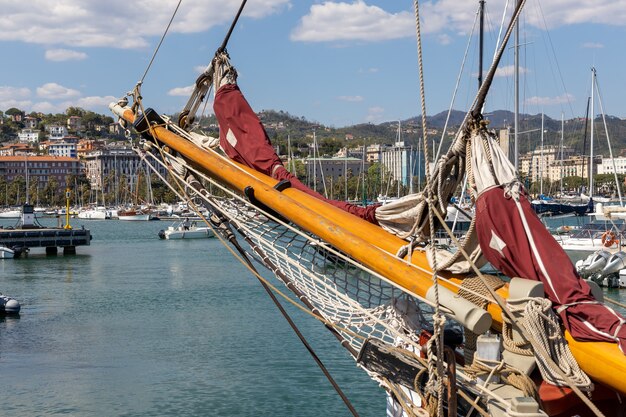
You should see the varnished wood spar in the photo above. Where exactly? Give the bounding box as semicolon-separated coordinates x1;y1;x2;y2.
113;104;626;395
112;105;491;328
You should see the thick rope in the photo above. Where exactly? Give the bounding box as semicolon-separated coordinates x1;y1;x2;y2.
507;297;592;389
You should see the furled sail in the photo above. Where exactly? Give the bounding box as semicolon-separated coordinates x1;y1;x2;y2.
470;126;626;353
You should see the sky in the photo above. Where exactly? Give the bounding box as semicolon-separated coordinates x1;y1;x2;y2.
0;0;625;128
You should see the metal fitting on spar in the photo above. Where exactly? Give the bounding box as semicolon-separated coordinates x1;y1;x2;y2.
426;285;492;335
109;101;131;119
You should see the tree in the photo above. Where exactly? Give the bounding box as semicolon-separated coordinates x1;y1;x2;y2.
66;107;86;117
4;107;23;117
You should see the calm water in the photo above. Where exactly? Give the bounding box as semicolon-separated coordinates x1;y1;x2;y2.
0;218;383;417
2;217;625;417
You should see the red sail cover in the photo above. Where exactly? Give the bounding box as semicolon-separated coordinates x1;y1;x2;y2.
476;186;626;352
214;83;379;223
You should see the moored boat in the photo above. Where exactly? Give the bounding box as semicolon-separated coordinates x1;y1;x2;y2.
158;220;214;239
117;208;152;221
0;293;20;314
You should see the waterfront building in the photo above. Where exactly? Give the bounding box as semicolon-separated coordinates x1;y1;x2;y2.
546;155;600;183
82;147;168;194
598;157;626;175
519;145;576;183
303;156;365;194
0;155;82;190
380;141;424;189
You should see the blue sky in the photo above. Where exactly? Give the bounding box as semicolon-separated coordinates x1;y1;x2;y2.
0;0;625;127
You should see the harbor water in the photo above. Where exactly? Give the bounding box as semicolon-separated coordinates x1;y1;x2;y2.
2;216;625;416
0;218;382;416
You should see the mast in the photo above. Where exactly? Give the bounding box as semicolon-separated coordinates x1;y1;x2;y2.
312;129;317;193
478;0;485;89
24;155;29;204
344;148;348;202
595;69;624;206
539;112;543;198
560;113;564;196
590;67;595;197
514;0;520;170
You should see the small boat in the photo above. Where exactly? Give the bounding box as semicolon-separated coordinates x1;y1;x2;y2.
77;206;109;220
0;293;20;314
158;220;214;239
0;246;15;259
0;245;25;259
0;208;22;218
117;208;152;221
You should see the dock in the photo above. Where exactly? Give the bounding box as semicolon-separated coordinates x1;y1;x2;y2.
0;227;91;255
0;203;91;255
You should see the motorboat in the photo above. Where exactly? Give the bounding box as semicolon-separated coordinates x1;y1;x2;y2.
0;293;20;314
0;245;25;259
158;221;214;239
0;246;15;259
555;222;625;261
577;250;626;288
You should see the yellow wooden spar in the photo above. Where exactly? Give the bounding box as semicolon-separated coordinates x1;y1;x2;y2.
111;103;626;396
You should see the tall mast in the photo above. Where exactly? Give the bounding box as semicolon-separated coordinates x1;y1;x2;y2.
590;67;595;197
539;112;544;196
478;0;485;89
560;112;564;196
514;0;520;170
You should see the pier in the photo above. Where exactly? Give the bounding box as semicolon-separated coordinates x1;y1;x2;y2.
0;204;91;255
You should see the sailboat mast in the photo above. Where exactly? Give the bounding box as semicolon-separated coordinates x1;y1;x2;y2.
539;112;544;196
594;69;624;206
478;0;485;89
514;0;520;171
344;149;348;202
560;113;564;196
590;67;595;197
312;129;317;193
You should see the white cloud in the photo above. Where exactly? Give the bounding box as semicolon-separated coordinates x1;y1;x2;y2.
421;0;626;34
36;83;81;99
582;42;604;49
45;48;87;61
525;93;575;106
31;101;62;113
0;1;290;49
358;67;379;74
0;1;623;52
75;95;118;108
0;86;32;101
494;65;529;78
337;95;364;102
291;2;414;42
168;85;195;96
0;99;33;111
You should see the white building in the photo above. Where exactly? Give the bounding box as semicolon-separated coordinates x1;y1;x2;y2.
18;129;40;144
380;141;424;188
598;157;626;175
48;125;69;140
48;141;78;158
